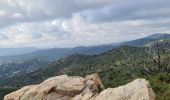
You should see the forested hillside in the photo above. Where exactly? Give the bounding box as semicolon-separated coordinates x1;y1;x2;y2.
0;35;170;100
2;40;170;99
0;46;143;87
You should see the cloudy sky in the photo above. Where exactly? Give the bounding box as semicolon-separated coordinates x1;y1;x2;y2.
0;0;170;48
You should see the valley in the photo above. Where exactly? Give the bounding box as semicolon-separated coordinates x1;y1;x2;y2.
0;33;170;100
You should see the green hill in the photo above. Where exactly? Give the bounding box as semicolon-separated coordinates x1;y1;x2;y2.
1;44;170;100
0;34;170;99
123;33;170;47
0;46;146;87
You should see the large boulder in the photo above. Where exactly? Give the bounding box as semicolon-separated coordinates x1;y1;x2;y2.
94;79;155;100
4;74;101;100
4;75;155;100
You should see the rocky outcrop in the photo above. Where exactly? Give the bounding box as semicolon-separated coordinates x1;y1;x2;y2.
94;79;155;100
4;74;102;100
4;74;155;100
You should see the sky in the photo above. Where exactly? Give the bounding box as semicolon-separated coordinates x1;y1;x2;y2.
0;0;170;48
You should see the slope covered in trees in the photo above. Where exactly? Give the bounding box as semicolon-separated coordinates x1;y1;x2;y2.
1;44;169;99
0;35;170;99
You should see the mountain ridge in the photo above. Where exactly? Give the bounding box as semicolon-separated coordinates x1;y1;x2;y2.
0;33;169;64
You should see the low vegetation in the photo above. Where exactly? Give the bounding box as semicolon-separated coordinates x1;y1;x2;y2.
119;38;170;100
0;87;17;99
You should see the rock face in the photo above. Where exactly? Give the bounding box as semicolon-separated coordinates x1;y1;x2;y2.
4;74;101;100
4;74;155;100
94;79;155;100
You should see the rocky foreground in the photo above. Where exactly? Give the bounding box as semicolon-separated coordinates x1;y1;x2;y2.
4;74;155;100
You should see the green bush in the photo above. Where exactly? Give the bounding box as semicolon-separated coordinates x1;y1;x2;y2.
0;87;18;100
148;74;170;100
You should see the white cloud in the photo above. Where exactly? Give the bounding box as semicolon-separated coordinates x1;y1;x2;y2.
0;0;115;28
12;13;23;18
0;0;170;47
0;10;5;16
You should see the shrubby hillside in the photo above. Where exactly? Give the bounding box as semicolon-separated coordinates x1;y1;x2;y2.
0;34;170;100
1;43;170;100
